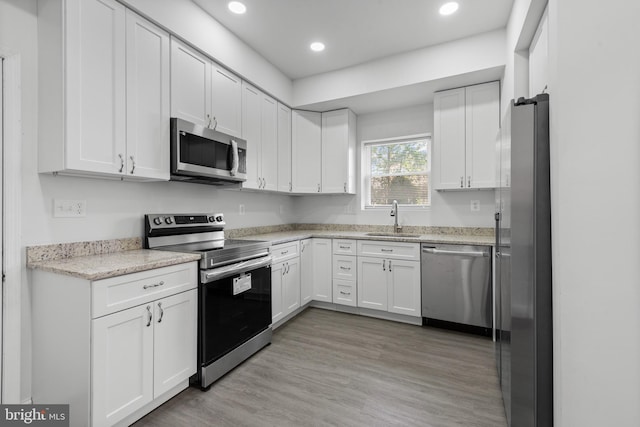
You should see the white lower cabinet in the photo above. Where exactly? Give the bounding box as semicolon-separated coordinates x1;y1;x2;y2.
332;239;357;307
32;262;198;427
356;241;421;317
271;241;301;325
300;239;314;305
311;238;333;302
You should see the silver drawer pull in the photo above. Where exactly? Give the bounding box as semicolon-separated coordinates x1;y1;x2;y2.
339;245;350;249
281;250;288;255
381;249;393;252
143;280;165;290
339;266;351;271
340;291;351;296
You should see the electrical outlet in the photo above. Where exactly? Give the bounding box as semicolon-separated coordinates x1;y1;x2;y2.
470;200;480;212
53;199;86;218
239;204;245;215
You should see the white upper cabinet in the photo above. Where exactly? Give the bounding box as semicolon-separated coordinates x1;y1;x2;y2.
211;64;243;138
261;94;279;191
321;109;357;194
38;0;169;180
125;10;170;180
170;38;211;128
277;103;293;193
241;82;279;191
171;38;242;139
292;110;322;193
434;81;500;190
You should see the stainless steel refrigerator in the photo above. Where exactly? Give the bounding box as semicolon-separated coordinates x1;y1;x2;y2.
495;93;553;427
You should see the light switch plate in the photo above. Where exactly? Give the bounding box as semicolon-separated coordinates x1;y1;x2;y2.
470;200;480;212
53;199;86;217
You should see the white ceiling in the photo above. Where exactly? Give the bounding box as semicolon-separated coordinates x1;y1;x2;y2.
192;0;514;80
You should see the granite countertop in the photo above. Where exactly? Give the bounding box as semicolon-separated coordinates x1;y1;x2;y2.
237;230;495;246
27;238;201;280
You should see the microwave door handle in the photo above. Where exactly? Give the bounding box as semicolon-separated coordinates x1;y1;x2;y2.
230;140;239;176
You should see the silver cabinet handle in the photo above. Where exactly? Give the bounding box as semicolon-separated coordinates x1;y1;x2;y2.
263;177;266;189
339;245;350;250
381;248;393;253
317;183;321;192
282;262;286;276
382;260;386;271
143;280;165;290
118;154;124;173
468;176;471;187
460;176;463;188
212;116;218;131
339;266;351;271
146;305;152;327
344;183;347;193
157;302;164;323
289;182;292;192
340;291;351;296
281;250;288;255
301;242;305;252
388;260;392;272
130;156;136;174
206;114;212;128
422;247;489;257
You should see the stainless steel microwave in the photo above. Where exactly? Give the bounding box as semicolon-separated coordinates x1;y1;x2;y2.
170;117;247;186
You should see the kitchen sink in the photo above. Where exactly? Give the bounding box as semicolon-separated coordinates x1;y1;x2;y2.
365;232;422;238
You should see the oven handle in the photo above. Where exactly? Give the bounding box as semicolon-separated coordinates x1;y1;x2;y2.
201;255;272;284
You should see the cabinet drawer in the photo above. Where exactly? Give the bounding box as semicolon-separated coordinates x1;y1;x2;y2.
271;241;299;263
333;279;356;307
333;255;356;280
357;240;420;260
332;239;356;255
92;262;197;318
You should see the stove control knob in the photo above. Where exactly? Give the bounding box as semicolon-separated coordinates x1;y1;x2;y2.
208;216;215;223
164;217;173;225
153;217;162;226
215;215;224;223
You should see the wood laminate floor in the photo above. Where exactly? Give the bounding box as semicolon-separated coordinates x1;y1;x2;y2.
134;308;507;427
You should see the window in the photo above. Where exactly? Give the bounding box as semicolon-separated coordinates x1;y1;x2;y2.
362;134;431;208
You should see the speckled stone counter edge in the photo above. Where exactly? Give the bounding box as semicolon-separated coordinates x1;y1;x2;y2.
226;224;494;239
26;237;143;265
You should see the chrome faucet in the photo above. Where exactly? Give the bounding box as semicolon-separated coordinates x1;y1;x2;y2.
390;200;402;233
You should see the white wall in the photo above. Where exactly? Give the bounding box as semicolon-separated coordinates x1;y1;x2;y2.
294;103;496;228
547;0;640;425
293;29;506;109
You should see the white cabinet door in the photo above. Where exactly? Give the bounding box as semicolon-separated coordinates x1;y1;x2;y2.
312;239;333;302
65;0;126;175
300;239;314;305
277;103;292;192
211;64;242;138
465;81;499;189
333;279;357;307
92;304;153;427
242;82;262;190
170;38;211;128
321;109;356;194
261;94;279;191
434;87;466;190
153;290;197;398
282;258;301;316
387;260;421;317
292;110;322;193
125;10;170;180
271;262;284;324
357;256;388;311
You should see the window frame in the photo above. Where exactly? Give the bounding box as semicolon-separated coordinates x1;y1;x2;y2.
360;133;432;210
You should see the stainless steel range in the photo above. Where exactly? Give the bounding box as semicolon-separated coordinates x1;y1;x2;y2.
145;213;272;389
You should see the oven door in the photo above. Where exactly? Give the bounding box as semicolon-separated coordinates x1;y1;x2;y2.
171;117;247;181
199;262;271;367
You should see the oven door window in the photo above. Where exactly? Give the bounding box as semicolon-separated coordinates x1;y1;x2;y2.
200;265;271;365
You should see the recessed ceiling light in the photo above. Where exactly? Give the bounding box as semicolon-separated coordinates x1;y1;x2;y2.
228;1;246;14
439;2;459;16
310;42;325;52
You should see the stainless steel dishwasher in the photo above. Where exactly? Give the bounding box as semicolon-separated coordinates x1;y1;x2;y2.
421;244;492;331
